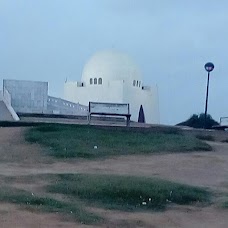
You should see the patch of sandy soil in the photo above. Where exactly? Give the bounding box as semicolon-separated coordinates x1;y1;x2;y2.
0;127;228;227
0;127;53;164
0;203;97;228
90;205;228;228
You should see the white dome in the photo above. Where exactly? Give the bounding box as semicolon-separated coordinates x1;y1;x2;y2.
81;50;142;85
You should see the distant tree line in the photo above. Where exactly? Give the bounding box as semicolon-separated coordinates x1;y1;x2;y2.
176;113;219;129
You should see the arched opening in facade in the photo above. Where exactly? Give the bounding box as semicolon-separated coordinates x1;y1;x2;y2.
138;105;145;123
94;78;97;84
98;78;102;84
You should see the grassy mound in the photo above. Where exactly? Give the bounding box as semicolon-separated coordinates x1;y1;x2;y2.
0;174;211;224
195;135;215;141
47;174;211;211
25;124;212;159
0;187;101;224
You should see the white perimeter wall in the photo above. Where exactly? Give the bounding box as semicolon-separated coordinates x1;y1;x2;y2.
47;96;88;115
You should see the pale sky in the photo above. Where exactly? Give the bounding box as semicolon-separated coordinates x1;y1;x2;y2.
0;0;227;125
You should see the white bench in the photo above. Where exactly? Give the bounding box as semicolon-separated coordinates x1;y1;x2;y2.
212;117;228;130
88;102;131;126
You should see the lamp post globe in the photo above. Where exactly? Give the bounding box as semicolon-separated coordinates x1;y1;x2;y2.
204;62;214;129
205;62;214;72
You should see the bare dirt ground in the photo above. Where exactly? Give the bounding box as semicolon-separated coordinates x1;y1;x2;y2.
0;127;228;228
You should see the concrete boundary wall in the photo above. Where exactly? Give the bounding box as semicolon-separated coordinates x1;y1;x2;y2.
3;79;48;114
0;90;3;100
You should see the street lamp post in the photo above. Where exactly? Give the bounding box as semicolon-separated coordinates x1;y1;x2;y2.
204;62;214;129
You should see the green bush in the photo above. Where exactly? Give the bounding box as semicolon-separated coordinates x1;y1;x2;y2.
177;113;219;129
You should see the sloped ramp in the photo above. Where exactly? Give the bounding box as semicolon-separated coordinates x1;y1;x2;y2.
0;101;14;121
0;101;19;121
0;89;19;121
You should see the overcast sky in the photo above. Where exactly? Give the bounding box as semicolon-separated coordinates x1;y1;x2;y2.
0;0;227;124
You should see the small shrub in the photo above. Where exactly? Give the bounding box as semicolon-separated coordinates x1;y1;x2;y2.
177;113;219;129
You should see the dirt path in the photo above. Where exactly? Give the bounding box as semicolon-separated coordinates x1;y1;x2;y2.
0;127;228;227
0;127;53;164
90;206;228;228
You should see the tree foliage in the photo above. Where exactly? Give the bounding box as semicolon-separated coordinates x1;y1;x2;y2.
176;113;219;129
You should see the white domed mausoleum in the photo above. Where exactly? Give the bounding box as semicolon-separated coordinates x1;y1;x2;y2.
64;50;160;124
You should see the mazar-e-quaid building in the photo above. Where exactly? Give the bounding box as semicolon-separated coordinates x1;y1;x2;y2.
64;50;160;124
0;50;160;124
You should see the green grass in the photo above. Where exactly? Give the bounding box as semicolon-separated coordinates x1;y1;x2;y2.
0;174;211;224
221;139;228;143
222;201;228;208
47;174;211;211
0;121;49;127
0;187;101;224
221;195;228;209
25;124;212;159
195;135;215;141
